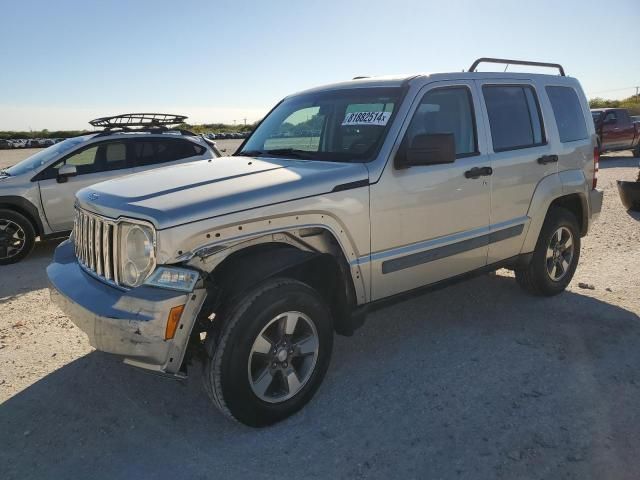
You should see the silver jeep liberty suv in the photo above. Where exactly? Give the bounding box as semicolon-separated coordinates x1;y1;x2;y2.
48;58;603;427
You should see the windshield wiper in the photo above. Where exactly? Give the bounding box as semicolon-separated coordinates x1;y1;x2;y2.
239;148;313;159
262;148;313;159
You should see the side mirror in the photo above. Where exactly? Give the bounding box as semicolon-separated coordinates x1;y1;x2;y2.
57;164;77;183
395;133;456;169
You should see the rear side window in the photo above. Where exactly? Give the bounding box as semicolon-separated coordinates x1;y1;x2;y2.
134;139;204;166
545;86;588;143
483;85;545;152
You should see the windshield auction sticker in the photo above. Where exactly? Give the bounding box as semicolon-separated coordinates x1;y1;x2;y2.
342;111;391;126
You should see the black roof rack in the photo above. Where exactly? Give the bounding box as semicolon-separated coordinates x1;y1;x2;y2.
88;113;195;137
469;57;565;76
89;113;188;129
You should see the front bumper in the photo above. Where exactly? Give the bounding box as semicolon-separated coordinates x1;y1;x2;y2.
47;240;206;375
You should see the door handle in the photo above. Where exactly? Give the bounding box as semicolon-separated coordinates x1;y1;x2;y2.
464;166;493;179
537;154;558;165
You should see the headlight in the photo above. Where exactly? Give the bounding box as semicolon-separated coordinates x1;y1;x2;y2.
144;266;199;292
119;221;156;287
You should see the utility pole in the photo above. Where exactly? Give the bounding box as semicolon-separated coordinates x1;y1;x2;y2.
636;86;639;101
243;118;247;126
233;119;236;125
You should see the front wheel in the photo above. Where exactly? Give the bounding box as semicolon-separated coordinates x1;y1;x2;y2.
515;207;581;296
203;278;333;427
0;209;36;265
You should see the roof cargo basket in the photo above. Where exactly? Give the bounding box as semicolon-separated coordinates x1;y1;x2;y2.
89;113;188;130
469;57;565;76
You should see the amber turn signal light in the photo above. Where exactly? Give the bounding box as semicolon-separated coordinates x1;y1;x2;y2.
165;305;185;340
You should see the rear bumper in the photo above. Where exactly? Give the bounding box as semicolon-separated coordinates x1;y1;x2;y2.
47;240;206;375
589;188;604;223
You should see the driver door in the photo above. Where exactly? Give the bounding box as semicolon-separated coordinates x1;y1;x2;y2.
38;140;134;232
369;81;491;300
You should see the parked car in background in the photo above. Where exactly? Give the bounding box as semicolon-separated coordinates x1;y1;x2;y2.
591;108;640;156
48;58;602;427
0;140;10;150
631;115;640;124
0;113;220;264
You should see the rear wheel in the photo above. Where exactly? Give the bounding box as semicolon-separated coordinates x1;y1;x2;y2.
0;209;35;265
515;207;580;296
203;278;333;427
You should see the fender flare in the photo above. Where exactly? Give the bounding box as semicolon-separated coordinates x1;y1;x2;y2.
204;244;360;336
520;171;588;254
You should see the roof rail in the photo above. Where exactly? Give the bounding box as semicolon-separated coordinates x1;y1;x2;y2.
468;57;565;76
89;113;188;129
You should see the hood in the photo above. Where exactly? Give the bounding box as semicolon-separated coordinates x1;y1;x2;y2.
76;156;369;229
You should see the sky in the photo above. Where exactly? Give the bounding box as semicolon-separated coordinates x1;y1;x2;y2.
1;0;638;131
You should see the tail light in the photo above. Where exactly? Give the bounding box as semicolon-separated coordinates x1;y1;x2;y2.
592;146;599;189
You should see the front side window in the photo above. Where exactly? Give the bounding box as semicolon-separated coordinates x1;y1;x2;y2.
403;86;477;157
546;86;588;143
39;141;132;180
239;87;402;162
483;85;545;152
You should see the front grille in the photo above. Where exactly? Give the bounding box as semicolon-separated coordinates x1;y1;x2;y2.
73;208;119;285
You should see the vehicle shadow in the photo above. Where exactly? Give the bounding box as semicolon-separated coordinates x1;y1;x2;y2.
0;238;63;302
1;273;639;480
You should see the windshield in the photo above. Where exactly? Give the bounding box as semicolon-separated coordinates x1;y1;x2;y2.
4;136;89;176
239;87;402;162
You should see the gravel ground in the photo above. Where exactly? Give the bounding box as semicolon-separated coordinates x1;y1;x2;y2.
0;146;639;480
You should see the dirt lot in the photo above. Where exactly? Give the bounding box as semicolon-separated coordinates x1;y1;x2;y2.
1;146;639;480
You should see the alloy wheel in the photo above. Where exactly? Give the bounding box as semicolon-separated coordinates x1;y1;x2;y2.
545;226;574;282
0;218;26;260
247;311;319;403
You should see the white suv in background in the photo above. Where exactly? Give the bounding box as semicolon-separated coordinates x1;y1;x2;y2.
0;114;220;264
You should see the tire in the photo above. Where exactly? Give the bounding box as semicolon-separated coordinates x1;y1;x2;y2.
203;278;334;427
0;209;36;265
515;207;580;296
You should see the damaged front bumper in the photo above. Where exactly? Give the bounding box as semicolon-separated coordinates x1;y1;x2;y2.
47;240;206;376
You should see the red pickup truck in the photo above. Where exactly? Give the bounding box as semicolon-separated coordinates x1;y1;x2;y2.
591;108;640;156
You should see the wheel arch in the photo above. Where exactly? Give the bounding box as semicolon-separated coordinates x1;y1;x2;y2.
0;196;44;236
520;172;589;254
196;235;364;337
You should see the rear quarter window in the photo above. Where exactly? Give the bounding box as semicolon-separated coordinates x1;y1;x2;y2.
545;86;588;143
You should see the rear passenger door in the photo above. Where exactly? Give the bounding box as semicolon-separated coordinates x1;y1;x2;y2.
132;138;208;173
477;81;555;263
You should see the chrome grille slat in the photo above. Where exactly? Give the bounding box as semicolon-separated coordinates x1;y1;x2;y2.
103;223;112;281
72;207;121;288
95;220;103;276
113;223;120;285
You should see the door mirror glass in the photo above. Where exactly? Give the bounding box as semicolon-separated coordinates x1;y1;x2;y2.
396;133;455;169
56;164;77;183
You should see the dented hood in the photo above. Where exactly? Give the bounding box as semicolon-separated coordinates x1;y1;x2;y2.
76;156;369;229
